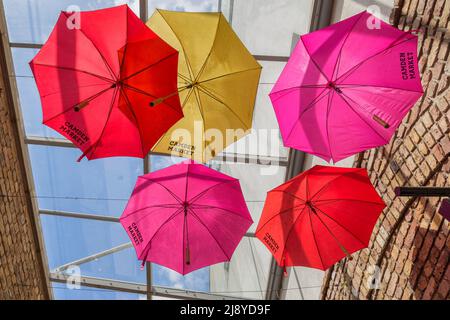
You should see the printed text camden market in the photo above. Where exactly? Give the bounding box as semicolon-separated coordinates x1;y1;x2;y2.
400;52;416;80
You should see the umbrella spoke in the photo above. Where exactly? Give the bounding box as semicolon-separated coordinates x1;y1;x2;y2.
278;205;308;263
62;12;117;81
197;66;262;86
189;203;254;223
120;87;146;157
336;35;415;84
310;170;361;201
140;176;184;204
307;208;325;270
139;207;184;265
255;204;306;234
120;51;178;82
197;84;249;129
329;12;365;82
337;92;388;142
312;205;366;247
299;37;330;82
188;208;231;260
284;88;330;143
32;63;115;83
77;86;119;161
120;203;182;220
188;180;234;205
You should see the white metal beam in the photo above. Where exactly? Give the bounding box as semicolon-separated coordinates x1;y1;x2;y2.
49;272;249;300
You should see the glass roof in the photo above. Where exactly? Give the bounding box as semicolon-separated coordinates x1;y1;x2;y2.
3;0;317;299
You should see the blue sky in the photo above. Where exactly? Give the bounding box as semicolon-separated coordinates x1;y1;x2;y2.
5;0;218;300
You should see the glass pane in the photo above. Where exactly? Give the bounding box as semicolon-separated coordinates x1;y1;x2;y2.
228;0;314;56
152;264;210;292
210;237;272;299
222;83;288;158
148;0;218;16
284;267;324;300
150;154;186;172
41;215;143;283
4;0;140;44
210;161;286;233
29;144;142;217
52;281;143;300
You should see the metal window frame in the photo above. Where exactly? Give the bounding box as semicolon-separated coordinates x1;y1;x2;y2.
1;0;319;300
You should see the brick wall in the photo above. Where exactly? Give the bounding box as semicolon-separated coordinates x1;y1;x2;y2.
0;31;49;298
320;0;450;300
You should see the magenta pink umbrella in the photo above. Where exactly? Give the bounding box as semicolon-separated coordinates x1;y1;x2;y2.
120;160;253;275
270;11;423;163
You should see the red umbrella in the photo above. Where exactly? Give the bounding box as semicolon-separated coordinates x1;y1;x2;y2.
256;165;385;270
30;5;183;161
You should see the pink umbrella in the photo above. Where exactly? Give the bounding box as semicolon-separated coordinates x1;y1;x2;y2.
120;160;253;275
270;11;423;163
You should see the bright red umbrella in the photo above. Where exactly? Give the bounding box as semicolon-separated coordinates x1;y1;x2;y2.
30;5;183;161
120;160;253;275
256;165;385;270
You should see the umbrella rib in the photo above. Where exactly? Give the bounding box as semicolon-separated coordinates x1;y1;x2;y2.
300;36;330;82
120;51;178;82
278;205;308;265
157;11;195;80
255;204;306;235
42;85;114;125
62;12;117;80
125;206;180;226
197;84;249;129
314;198;385;206
284;88;330;144
150;86;196;151
337;83;423;94
120;204;180;221
139;207;184;261
309;170;364;201
189;204;254;223
192;14;222;82
269;84;328;101
120;87;146;158
330;12;365;81
307;209;326;270
80;86;119;160
198;66;262;86
139;176;184;204
338;92;388;143
313;205;366;246
41;83;111;99
336;35;415;84
188;208;231;261
188;179;235;205
31;63;115;83
269;190;307;204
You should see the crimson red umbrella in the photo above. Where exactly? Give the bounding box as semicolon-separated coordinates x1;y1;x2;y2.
30;5;183;161
256;165;385;270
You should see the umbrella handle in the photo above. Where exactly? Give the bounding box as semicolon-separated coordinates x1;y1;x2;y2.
73;100;90;112
185;247;190;265
372;115;390;129
149;84;192;107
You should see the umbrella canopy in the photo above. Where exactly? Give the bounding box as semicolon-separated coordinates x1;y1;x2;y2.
270;11;423;163
147;10;262;162
255;165;385;270
30;5;183;161
120;160;253;275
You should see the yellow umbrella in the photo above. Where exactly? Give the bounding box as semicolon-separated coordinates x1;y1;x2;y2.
147;10;261;162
